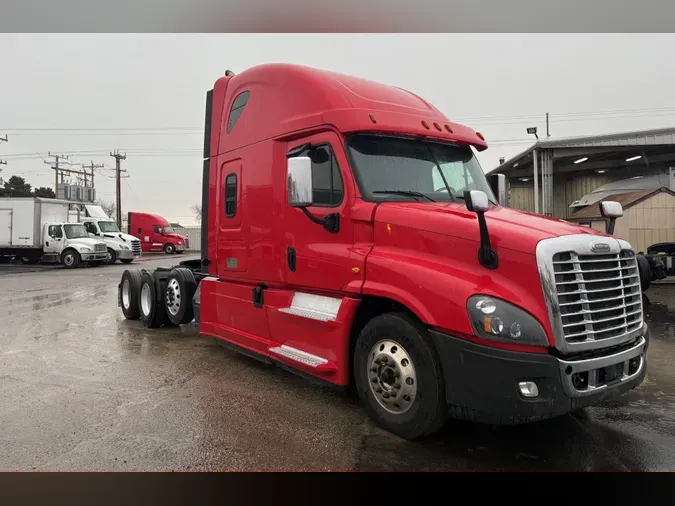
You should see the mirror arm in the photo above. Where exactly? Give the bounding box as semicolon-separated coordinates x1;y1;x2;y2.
476;211;498;269
606;217;616;235
300;207;340;233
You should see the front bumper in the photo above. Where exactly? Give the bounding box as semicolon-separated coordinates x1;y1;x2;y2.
175;244;186;252
116;248;135;260
81;252;108;262
429;325;649;425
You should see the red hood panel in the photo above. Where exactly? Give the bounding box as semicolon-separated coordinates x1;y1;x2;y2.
374;202;606;254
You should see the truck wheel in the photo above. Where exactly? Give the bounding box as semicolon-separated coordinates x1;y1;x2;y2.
20;256;40;265
637;254;651;292
61;249;81;269
0;256;11;264
106;248;117;265
120;269;143;320
120;259;134;264
139;271;169;328
164;268;197;325
353;313;448;440
164;243;176;255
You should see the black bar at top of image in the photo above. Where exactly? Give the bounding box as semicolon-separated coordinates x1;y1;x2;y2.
0;471;673;504
1;0;675;32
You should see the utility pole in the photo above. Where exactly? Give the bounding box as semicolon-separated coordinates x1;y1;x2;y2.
81;160;104;189
44;152;70;198
0;135;7;185
546;112;550;138
110;151;127;229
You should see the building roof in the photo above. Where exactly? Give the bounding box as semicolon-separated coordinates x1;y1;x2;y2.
490;126;675;176
568;187;675;220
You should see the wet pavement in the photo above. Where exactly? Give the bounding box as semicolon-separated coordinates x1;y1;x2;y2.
0;258;674;471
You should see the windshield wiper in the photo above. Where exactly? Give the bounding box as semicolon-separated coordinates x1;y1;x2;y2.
372;190;436;202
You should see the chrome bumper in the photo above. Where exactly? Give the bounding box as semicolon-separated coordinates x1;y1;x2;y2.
82;252;108;262
557;325;648;398
117;249;135;260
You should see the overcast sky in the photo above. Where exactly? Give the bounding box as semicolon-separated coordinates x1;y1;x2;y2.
2;33;675;226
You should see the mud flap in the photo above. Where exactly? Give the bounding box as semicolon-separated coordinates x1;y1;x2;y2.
117;283;122;307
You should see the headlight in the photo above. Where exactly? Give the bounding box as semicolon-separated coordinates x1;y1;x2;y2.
80;247;92;252
467;295;549;346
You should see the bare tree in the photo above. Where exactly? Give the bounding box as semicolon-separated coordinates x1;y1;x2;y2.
192;204;202;223
97;199;117;219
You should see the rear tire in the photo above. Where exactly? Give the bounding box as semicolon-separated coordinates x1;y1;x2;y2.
120;269;143;320
164;268;197;325
353;312;448;440
106;248;117;265
61;249;80;269
164;243;175;255
20;256;40;265
139;271;170;328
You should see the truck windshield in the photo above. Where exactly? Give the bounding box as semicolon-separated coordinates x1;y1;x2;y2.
64;224;89;239
164;227;175;234
346;134;496;204
98;221;120;233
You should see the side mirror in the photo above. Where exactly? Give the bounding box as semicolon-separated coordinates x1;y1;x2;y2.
464;190;497;269
464;190;490;213
600;201;623;218
599;201;623;235
287;156;314;207
487;173;507;206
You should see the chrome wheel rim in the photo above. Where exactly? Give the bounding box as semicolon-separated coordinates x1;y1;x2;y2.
140;283;152;316
367;339;417;415
63;254;74;266
107;250;113;263
165;278;181;316
121;279;131;310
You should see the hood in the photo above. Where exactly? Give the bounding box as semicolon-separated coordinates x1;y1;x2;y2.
100;231;138;243
374;202;607;255
72;237;106;247
167;233;186;242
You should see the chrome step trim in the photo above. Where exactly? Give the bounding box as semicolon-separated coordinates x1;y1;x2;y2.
269;345;328;367
278;292;342;322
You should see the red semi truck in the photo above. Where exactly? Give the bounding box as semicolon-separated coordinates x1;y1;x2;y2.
127;212;189;254
118;64;648;439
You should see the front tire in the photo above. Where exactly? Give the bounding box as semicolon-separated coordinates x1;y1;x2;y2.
61;249;80;269
139;271;170;328
353;313;448;440
106;248;117;265
120;258;134;264
164;243;175;255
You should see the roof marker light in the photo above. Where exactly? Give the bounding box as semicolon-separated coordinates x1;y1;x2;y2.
369;114;377;124
444;124;454;134
476;132;485;141
433;122;442;131
626;155;642;162
421;120;430;130
574;157;588;164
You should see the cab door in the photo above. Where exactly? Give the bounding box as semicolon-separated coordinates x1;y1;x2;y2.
43;224;64;254
280;131;357;293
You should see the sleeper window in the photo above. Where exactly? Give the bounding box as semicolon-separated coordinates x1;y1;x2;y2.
225;173;237;218
226;91;250;133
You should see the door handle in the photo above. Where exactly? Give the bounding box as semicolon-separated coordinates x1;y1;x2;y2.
287;247;296;272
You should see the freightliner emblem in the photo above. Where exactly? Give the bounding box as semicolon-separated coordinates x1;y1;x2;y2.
591;242;611;253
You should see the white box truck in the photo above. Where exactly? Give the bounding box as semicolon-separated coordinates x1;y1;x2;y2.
0;197;108;268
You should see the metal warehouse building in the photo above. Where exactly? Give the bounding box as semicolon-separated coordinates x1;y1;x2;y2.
489;127;675;251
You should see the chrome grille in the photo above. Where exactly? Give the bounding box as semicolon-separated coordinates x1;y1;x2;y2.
95;243;106;253
131;240;141;255
552;250;643;345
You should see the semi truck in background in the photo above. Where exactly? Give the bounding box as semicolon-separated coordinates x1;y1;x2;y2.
78;205;141;265
116;64;649;440
0;197;108;267
127;212;188;255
